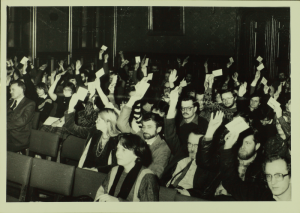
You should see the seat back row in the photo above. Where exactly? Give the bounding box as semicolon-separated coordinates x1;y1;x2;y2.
7;152;206;202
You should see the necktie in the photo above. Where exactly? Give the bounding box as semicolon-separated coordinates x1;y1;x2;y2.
10;100;17;110
171;159;193;188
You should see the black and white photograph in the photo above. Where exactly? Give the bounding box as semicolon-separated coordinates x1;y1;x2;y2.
1;1;299;213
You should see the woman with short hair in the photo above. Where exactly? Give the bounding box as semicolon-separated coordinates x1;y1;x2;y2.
94;133;159;202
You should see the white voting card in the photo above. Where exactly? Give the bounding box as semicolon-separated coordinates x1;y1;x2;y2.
212;69;223;77
225;116;250;134
77;87;89;101
96;68;105;78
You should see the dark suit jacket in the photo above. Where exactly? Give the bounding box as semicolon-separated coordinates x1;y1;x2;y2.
7;97;36;152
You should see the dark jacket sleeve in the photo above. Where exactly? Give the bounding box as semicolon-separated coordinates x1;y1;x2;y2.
7;100;36;130
75;74;84;87
138;174;160;201
64;111;92;139
38;99;53;123
221;148;272;201
164;118;182;155
195;136;220;171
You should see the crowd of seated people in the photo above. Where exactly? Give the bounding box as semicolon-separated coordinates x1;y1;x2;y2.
6;45;291;202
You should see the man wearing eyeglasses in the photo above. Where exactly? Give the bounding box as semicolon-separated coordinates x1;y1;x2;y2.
220;131;291;201
177;95;208;146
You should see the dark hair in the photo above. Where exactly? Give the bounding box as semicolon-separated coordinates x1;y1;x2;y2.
181;95;197;107
13;69;21;80
232;111;250;124
118;134;152;167
257;106;275;121
220;88;237;98
141;112;163;128
64;82;76;94
152;100;169;115
80;70;88;77
10;80;26;93
239;127;261;145
36;82;48;94
262;155;291;177
250;92;262;100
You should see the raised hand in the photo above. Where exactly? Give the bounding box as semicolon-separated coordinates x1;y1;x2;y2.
76;60;82;70
134;62;140;71
254;70;261;81
169;69;178;83
104;54;109;62
238;82;247;97
206;111;224;135
204;59;208;68
208;74;214;86
263;84;269;94
39;64;48;71
274;104;282;119
177;58;181;65
182;56;189;66
108;83;116;94
224;131;240;149
232;72;238;81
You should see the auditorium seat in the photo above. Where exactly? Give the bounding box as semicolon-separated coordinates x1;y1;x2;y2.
28;129;60;162
60;135;86;166
27;158;75;201
159;186;177;201
72;168;106;199
32;112;40;130
7;152;33;202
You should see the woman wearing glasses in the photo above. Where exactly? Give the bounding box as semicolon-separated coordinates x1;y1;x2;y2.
94;133;159;202
63;94;121;173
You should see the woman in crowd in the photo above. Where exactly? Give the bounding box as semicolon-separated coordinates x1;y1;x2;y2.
35;82;53;125
94;133;159;202
63;93;121;173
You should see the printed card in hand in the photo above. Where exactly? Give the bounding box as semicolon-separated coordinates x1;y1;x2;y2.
261;77;268;85
267;97;281;109
145;58;149;66
257;63;264;71
96;68;105;78
205;74;212;82
256;56;263;62
229;57;234;63
147;73;153;80
43;117;60;126
225;116;250;134
101;45;108;51
77;87;89;101
88;82;95;93
135;56;141;63
180;79;187;87
212;69;223;77
20;56;29;65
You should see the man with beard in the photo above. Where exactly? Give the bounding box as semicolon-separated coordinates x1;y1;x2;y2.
117;90;171;179
214;127;265;200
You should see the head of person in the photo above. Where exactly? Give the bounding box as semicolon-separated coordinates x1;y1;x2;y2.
181;96;198;120
257;107;275;126
117;133;152;168
13;69;21;81
68;75;77;87
152;100;169;118
186;73;192;83
221;89;237;109
95;108;119;137
124;64;129;72
195;89;205;111
141;113;163;140
187;130;204;160
80;71;88;83
141;99;155;112
128;70;134;78
10;80;26;100
214;89;223;104
109;72;116;83
249;94;261;110
188;88;196;98
237;128;261;160
164;72;170;82
63;82;76;97
36;82;48;97
263;155;291;198
151;65;159;72
278;72;286;82
163;82;171;97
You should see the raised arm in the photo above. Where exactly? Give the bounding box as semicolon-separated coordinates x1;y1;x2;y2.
48;71;65;101
63;94;92;139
